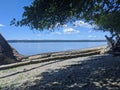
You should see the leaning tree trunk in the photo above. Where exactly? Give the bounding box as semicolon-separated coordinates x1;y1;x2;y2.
0;34;24;65
105;34;120;55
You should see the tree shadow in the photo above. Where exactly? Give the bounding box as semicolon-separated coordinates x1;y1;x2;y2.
6;55;120;90
0;59;70;79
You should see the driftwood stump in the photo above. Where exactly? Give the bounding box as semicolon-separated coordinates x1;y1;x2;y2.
104;35;120;55
0;34;24;65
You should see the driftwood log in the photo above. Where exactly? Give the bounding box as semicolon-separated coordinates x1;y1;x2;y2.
0;34;24;65
105;35;120;55
0;46;104;70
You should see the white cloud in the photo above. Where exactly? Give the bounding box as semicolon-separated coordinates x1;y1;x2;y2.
62;24;68;28
73;21;93;28
88;30;96;33
51;31;62;35
63;28;80;34
0;24;5;27
88;35;96;38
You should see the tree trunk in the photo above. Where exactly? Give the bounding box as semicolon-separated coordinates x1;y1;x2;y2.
105;34;120;55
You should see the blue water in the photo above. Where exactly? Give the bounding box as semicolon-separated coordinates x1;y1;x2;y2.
9;42;106;56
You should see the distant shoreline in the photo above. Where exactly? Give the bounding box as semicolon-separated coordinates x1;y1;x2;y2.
7;40;106;43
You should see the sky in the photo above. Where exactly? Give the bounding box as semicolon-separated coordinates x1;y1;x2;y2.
0;0;110;40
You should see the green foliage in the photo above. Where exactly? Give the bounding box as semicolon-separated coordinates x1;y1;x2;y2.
95;11;120;33
11;0;120;33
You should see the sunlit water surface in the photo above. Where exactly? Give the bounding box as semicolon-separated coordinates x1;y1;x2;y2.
9;42;106;56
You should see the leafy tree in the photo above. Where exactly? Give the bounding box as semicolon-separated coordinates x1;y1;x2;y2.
94;11;120;34
10;0;120;53
11;0;120;32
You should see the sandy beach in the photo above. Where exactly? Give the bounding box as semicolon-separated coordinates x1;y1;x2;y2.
0;47;120;90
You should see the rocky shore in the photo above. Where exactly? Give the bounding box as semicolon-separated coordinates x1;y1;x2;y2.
0;45;120;90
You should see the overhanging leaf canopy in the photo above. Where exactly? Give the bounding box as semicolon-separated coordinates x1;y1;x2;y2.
11;0;120;32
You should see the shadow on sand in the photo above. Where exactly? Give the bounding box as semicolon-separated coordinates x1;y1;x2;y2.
6;55;120;90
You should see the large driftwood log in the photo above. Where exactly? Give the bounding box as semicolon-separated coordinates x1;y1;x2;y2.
0;47;103;70
0;34;24;65
105;35;114;49
104;35;120;55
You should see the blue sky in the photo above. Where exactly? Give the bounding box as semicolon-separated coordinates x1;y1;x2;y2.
0;0;110;40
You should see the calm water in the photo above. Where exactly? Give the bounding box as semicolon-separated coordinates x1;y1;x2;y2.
9;42;106;56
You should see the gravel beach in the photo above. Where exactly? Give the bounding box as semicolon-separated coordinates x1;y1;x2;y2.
0;53;120;90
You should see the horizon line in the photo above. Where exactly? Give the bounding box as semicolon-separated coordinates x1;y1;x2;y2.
7;40;106;43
